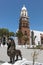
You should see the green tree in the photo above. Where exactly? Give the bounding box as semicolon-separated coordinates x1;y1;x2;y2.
16;31;23;38
0;28;9;37
0;28;15;37
16;31;23;44
23;35;28;45
0;28;15;45
9;32;15;37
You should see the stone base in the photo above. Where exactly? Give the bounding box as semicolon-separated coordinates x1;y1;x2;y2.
1;58;29;65
1;58;43;65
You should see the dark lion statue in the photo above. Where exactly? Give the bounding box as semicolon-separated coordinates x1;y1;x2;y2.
14;49;22;61
7;39;15;63
7;39;22;63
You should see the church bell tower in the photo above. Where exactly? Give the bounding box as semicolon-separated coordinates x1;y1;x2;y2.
19;5;30;45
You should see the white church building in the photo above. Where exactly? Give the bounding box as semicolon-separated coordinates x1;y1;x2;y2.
15;30;43;45
15;5;43;46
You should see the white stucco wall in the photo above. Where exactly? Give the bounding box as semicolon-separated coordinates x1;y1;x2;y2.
30;30;43;45
14;37;18;45
15;30;43;45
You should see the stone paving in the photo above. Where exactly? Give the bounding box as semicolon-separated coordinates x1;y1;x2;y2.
0;45;43;65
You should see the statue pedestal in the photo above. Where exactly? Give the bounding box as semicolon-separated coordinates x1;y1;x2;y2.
1;58;29;65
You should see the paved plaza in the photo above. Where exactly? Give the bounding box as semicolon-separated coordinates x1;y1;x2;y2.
0;45;43;65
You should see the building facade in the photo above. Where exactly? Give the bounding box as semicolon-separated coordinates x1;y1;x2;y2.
30;30;43;45
18;5;30;45
15;5;43;45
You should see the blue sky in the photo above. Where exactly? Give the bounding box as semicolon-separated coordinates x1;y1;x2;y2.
0;0;43;33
